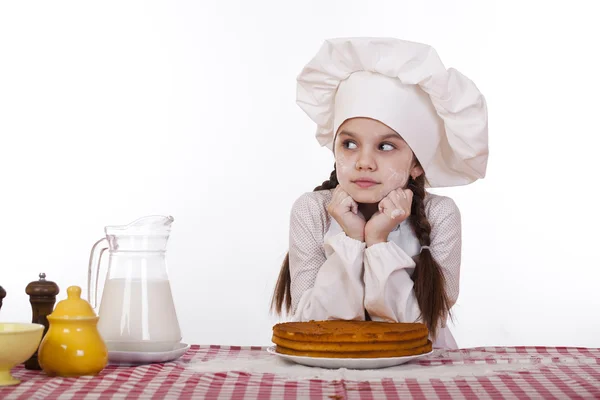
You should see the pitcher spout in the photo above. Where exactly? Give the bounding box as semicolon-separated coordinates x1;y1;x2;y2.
105;215;174;237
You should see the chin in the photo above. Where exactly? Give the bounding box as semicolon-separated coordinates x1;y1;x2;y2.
342;185;384;204
352;192;383;204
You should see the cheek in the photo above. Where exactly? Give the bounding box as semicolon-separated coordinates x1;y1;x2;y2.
384;167;410;186
335;154;354;181
379;155;413;192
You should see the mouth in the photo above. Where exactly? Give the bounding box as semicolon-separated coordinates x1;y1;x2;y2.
353;178;379;189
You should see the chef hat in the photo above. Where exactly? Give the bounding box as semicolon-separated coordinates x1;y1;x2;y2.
296;37;488;188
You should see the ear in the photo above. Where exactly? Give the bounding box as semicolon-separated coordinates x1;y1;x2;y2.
410;165;424;179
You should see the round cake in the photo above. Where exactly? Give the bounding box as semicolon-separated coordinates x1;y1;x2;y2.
272;320;432;359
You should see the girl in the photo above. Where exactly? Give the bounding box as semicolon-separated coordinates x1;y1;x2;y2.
271;37;488;349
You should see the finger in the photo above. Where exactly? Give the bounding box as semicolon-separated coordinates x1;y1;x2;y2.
337;187;350;204
403;189;414;205
378;198;398;219
341;194;353;208
396;189;413;218
332;186;345;205
341;194;358;214
328;186;344;212
327;187;338;206
393;188;413;208
388;190;404;209
386;191;408;219
384;194;407;220
332;185;342;200
377;197;385;213
350;197;358;215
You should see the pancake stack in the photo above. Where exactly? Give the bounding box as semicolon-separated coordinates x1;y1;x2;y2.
272;320;432;358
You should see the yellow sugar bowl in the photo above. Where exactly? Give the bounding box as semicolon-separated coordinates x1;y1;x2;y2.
38;286;108;377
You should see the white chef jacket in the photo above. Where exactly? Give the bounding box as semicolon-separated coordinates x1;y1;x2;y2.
288;188;461;349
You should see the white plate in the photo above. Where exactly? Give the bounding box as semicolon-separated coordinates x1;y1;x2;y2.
267;346;432;370
108;343;190;365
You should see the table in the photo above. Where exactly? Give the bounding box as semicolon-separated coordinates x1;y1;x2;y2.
1;345;599;399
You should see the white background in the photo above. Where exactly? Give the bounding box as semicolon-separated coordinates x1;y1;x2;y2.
1;0;599;349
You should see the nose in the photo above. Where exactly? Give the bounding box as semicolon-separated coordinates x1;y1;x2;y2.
355;149;376;171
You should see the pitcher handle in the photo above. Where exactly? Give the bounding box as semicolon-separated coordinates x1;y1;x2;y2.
88;238;108;309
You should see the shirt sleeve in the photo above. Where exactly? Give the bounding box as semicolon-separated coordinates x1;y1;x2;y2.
363;195;462;325
288;193;366;321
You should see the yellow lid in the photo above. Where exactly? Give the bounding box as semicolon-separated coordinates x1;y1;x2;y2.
49;286;97;319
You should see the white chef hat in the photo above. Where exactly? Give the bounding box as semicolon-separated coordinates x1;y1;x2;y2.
296;37;489;188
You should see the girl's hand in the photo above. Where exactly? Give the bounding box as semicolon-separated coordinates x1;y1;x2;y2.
327;185;366;242
365;188;413;247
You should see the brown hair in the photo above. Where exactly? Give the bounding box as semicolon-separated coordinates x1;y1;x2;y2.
270;164;450;337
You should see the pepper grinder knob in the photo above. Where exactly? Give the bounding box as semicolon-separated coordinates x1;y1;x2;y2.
0;285;5;312
24;273;60;370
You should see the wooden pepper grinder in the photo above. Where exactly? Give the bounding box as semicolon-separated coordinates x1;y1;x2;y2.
24;273;60;370
0;285;5;312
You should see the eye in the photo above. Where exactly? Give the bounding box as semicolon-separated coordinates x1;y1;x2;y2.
380;143;395;151
343;140;357;150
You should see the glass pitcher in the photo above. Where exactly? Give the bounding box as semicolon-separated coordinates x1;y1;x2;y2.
88;215;181;352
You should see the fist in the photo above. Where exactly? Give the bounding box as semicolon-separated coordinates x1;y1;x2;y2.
326;186;366;242
365;188;413;247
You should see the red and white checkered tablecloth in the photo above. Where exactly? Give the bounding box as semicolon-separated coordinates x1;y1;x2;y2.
1;345;599;399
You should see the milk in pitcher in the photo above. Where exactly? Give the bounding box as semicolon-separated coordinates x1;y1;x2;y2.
97;278;181;352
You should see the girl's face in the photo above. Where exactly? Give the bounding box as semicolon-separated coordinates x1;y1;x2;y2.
334;117;423;204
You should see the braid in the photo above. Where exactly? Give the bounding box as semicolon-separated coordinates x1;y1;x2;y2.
408;175;432;246
407;174;451;338
313;164;339;191
271;163;338;315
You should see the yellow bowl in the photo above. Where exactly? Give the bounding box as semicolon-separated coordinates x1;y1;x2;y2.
0;323;44;386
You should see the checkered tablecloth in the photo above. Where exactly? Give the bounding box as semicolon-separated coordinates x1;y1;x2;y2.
1;345;599;399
